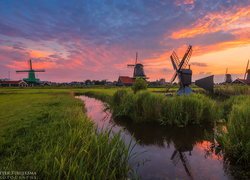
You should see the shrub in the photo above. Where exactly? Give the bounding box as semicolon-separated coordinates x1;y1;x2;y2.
218;99;250;167
131;78;147;93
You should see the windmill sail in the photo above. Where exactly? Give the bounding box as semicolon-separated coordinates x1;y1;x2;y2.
244;60;249;80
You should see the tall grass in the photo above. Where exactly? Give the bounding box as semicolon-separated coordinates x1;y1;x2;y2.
161;94;218;126
0;93;131;179
218;98;250;178
215;85;250;96
222;95;250;120
111;90;218;126
218;98;250;165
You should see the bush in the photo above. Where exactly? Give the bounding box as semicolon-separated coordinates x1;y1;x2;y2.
161;94;218;126
131;78;147;93
218;99;250;167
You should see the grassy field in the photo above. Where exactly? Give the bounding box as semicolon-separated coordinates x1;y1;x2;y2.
0;85;250;178
0;90;132;179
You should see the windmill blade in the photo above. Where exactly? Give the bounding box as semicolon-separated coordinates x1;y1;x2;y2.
178;45;192;70
170;72;178;83
34;69;45;72
170;55;178;71
127;64;135;67
171;51;180;67
16;70;30;73
182;46;192;69
135;52;138;64
244;59;249;80
29;59;32;70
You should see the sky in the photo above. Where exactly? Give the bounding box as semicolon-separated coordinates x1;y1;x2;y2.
0;0;249;83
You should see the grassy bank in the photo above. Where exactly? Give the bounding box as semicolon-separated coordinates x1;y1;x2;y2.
0;92;131;179
215;85;250;96
218;96;250;178
111;90;218;126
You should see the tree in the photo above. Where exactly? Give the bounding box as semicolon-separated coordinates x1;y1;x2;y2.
132;78;147;93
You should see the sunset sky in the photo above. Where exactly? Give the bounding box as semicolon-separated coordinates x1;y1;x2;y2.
0;0;249;82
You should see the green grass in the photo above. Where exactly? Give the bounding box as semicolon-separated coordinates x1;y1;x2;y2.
218;97;250;178
215;84;250;96
0;92;132;179
1;86;250;179
111;90;218;126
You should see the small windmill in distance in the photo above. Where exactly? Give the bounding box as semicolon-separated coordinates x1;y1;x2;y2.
224;68;232;83
127;52;147;79
16;59;45;84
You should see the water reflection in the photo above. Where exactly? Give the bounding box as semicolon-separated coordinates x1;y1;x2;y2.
78;96;230;180
114;119;218;179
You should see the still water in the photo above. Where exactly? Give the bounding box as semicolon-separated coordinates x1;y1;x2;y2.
78;96;232;180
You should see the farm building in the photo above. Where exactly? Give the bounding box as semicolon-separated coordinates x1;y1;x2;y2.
0;80;28;87
233;69;250;85
117;76;135;86
233;78;250;85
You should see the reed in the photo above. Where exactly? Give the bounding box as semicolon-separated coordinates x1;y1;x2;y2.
161;94;218;126
215;85;250;96
111;90;218;126
0;93;132;179
112;89;135;118
218;98;250;165
134;91;164;123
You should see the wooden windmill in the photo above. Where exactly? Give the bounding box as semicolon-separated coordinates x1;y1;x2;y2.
127;52;147;79
168;45;193;95
16;59;45;84
168;45;214;95
224;68;232;83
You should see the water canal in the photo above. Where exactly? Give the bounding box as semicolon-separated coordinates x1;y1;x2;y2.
77;96;232;180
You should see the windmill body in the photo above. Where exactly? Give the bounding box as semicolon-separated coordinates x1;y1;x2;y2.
133;63;146;78
168;45;214;95
16;59;45;84
169;45;193;95
224;68;232;83
128;52;147;79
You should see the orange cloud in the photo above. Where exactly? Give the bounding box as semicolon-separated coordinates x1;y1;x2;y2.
170;6;250;39
29;50;51;58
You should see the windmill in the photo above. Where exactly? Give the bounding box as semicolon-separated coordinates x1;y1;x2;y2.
127;52;147;79
224;68;232;83
16;59;45;84
168;45;193;95
168;45;214;95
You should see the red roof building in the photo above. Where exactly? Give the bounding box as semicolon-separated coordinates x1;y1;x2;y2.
0;80;28;87
117;76;135;86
